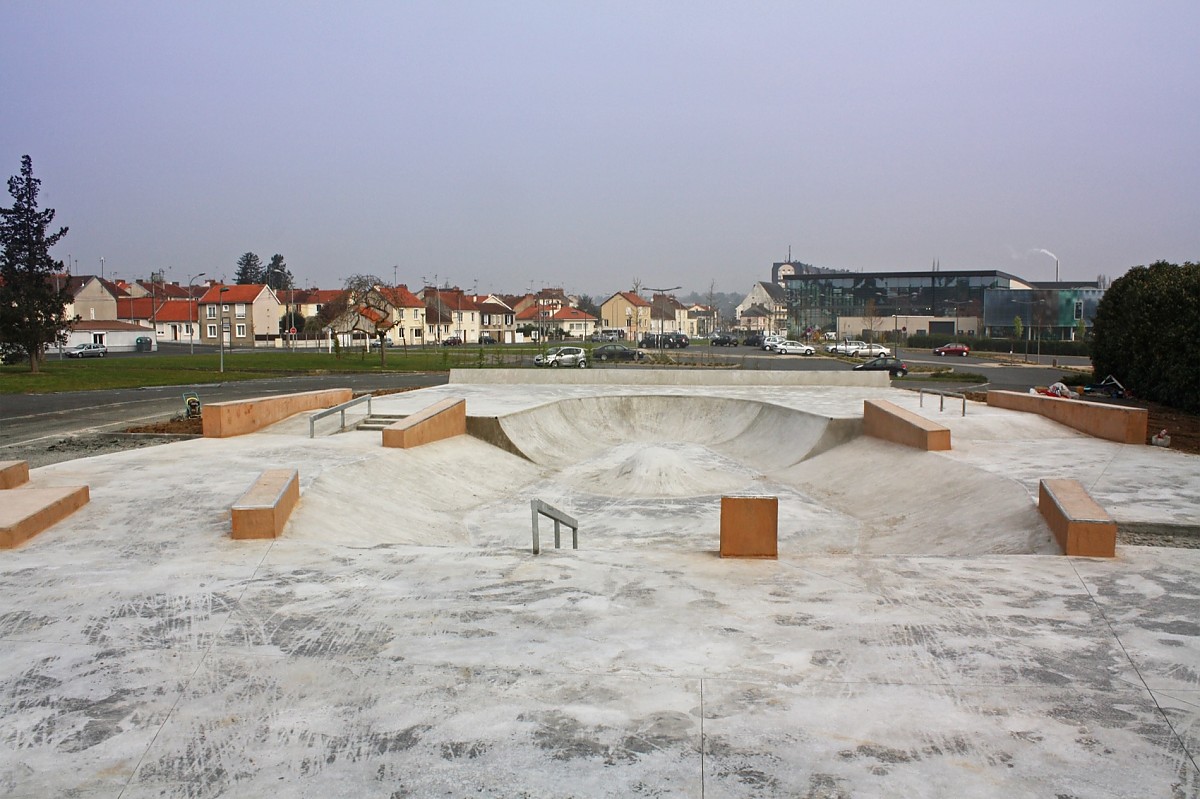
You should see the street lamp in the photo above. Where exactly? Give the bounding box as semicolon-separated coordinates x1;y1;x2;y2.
944;301;969;344
187;272;206;355
218;286;231;373
644;286;682;348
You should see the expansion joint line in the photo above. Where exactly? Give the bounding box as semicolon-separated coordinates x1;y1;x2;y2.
699;678;706;799
1069;560;1200;779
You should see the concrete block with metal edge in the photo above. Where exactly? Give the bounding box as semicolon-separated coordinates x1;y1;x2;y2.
0;460;30;489
1;485;90;548
720;495;778;559
863;399;951;451
1038;478;1117;557
203;388;353;438
987;390;1148;444
382;397;466;449
231;469;300;540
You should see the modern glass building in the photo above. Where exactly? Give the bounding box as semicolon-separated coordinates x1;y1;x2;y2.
776;263;1103;341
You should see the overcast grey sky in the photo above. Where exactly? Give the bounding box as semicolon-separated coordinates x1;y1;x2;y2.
3;1;1197;297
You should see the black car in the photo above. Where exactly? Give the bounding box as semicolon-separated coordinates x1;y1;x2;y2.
853;356;908;377
639;332;690;349
441;336;463;346
479;334;496;345
742;333;765;348
593;343;645;362
710;333;739;347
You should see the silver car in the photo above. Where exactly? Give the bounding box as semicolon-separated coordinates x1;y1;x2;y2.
66;342;108;358
533;346;588;368
774;340;815;355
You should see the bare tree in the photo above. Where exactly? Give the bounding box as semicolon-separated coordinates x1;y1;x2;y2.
327;273;397;366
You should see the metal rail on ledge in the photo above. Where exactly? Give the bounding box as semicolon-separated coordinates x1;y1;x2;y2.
918;388;967;417
531;499;579;554
309;394;372;438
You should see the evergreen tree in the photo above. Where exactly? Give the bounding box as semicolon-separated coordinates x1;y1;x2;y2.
234;252;262;284
264;253;293;290
0;156;73;372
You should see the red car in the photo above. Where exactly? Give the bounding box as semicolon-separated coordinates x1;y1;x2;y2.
933;342;970;357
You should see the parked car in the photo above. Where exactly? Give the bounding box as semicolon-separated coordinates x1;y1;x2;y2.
533;346;588;367
742;333;766;348
853;343;891;358
762;335;786;351
774;340;815;355
827;339;868;355
368;335;394;348
639;332;690;349
593;343;645;362
479;334;497;345
710;333;739;347
441;336;463;346
933;342;971;357
853;356;908;377
66;342;107;358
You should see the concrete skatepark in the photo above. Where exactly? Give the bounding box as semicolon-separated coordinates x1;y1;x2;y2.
2;368;1199;797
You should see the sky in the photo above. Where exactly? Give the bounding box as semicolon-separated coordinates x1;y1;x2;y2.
3;1;1198;298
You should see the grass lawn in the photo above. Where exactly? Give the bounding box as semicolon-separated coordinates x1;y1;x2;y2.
0;347;530;394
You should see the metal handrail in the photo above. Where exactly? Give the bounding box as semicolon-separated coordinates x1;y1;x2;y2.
309;394;373;438
531;499;579;554
918;388;967;417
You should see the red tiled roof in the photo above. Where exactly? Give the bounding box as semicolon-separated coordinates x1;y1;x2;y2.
550;307;596;322
197;284;273;303
378;284;424;307
612;291;651;307
117;297;197;322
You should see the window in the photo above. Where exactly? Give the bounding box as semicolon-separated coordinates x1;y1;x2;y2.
221;304;229;313
207;324;217;338
207;305;216;319
235;303;246;319
236;324;246;338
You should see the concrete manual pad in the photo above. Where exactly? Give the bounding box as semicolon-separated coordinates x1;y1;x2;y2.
1;374;1199;797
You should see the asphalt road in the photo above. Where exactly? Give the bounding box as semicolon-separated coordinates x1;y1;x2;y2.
0;372;448;449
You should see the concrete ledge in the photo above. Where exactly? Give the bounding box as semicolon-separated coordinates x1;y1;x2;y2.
203;389;353;438
450;368;890;388
1039;478;1117;557
383;398;466;449
0;485;90;548
988;390;1148;444
231;469;299;540
863;399;951;451
720;496;778;559
0;460;30;489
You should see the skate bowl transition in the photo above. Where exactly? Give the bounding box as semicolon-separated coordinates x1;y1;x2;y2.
291;391;1057;555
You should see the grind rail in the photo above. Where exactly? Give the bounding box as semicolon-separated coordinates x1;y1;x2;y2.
309;394;373;438
918;388;967;417
531;499;579;555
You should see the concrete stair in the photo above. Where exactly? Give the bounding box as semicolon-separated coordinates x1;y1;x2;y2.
355;413;408;432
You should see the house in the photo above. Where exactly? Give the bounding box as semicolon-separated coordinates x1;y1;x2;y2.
64;275;125;322
598;291;652;341
738;304;774;334
471;294;516;343
736;281;788;333
290;289;347;323
196;284;281;348
686;303;719;338
648;292;687;335
423;287;481;343
378;284;427;345
549;306;598;340
116;296;199;342
61;319;155;353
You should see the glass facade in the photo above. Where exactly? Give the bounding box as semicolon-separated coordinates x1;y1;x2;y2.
783;270;1025;334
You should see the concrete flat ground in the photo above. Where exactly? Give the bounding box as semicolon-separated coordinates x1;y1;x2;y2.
2;370;1199;798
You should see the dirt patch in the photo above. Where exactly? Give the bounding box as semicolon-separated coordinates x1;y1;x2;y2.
128;416;204;435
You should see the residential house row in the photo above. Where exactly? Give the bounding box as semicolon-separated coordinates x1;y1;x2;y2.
54;274;735;350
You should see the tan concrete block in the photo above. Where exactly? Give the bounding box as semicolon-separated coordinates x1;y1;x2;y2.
382;398;466;448
863;399;951;451
0;485;90;548
0;460;30;489
203;389;353;437
1038;478;1117;557
231;469;300;540
988;391;1148;444
720;496;778;559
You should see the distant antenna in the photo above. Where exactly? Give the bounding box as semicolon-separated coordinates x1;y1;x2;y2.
788;245;792;262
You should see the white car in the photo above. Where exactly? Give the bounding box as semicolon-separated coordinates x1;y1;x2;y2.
774;340;815;355
853;344;891;358
827;340;868;355
533;346;588;368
